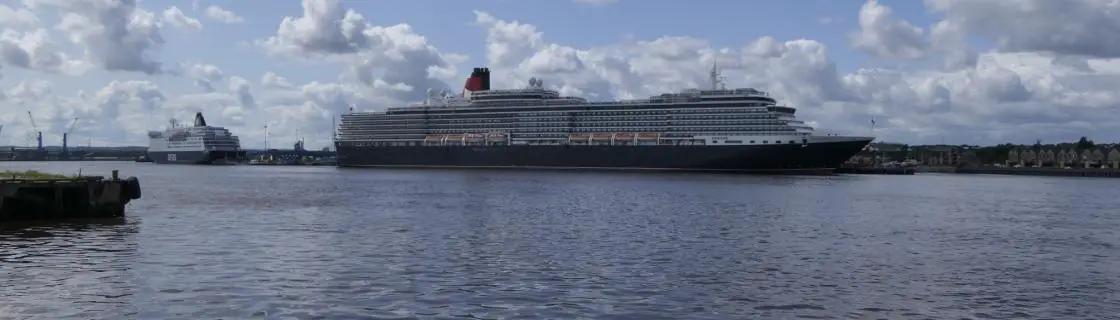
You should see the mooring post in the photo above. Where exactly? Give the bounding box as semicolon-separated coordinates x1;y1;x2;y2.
112;170;119;180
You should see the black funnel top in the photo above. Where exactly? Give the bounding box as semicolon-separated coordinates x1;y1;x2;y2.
194;112;207;127
480;68;490;91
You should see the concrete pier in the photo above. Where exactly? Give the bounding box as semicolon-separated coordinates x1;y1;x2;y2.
0;170;142;221
955;166;1120;178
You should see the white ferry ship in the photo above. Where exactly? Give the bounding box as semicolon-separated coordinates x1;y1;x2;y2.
146;112;246;165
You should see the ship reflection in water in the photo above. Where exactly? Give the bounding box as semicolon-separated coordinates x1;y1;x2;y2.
1;162;1117;319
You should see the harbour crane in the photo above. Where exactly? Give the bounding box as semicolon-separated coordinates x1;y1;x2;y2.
22;111;46;160
26;111;42;151
62;117;79;160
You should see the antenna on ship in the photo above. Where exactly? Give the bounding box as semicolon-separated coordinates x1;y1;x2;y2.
709;58;726;90
264;124;270;149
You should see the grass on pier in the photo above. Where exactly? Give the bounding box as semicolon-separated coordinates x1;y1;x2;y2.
0;170;75;180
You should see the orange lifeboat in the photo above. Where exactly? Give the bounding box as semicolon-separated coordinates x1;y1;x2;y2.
613;132;636;140
591;133;613;140
636;132;660;140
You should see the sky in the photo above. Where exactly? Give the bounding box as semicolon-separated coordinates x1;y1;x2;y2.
0;0;1118;149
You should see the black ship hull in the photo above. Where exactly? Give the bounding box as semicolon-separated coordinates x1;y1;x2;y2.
146;150;246;165
335;138;872;174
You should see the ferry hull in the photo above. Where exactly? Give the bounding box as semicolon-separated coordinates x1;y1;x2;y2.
335;138;872;174
146;150;246;165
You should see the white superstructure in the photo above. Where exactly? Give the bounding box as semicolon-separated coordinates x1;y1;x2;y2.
147;112;242;152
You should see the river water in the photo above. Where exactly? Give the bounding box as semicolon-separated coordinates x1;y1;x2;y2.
1;161;1117;319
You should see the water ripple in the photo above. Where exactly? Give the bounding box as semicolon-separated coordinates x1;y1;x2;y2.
0;164;1118;319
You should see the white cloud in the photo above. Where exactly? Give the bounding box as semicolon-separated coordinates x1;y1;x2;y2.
188;63;225;92
257;0;464;110
925;0;1120;58
227;75;256;109
260;72;293;89
1;0;1119;149
5;79;53;104
162;6;202;32
35;0;168;74
205;5;244;24
0;28;89;75
0;4;38;27
850;0;928;60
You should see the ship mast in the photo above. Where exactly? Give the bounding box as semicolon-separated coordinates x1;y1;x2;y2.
709;58;726;90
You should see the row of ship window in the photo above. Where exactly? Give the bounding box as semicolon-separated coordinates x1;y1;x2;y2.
441;114;782;123
472;94;560;100
566;120;790;126
350;106;780;119
511;107;774;117
342;117;789;127
464;94;774;103
337;127;797;139
341;131;792;136
350;112;795;123
337;135;801;145
338;129;797;138
389;102;778;115
418;109;777;118
342;120;794;131
343;127;798;134
342;113;785;126
337;132;805;141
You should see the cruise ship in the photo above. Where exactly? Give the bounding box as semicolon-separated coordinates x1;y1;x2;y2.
146;112;246;164
334;65;874;174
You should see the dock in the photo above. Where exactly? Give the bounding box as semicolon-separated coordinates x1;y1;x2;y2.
955;166;1120;178
0;170;142;221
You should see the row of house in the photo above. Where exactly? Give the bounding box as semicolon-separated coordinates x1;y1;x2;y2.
846;144;977;167
1008;148;1120;168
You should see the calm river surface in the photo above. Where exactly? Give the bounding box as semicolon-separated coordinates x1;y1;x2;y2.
1;161;1118;319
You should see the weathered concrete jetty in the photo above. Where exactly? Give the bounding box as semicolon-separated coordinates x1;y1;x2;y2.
0;170;141;222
